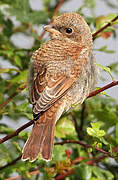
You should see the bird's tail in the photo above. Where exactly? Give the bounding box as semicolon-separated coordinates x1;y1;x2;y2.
22;105;59;162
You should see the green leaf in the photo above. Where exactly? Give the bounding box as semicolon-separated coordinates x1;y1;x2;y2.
8;70;27;84
0;68;19;73
96;63;114;81
75;164;92;180
87;122;106;138
94;45;115;53
7;0;48;24
92;166;106;180
95;13;118;30
14;55;22;68
55;117;76;138
115;123;118;139
53;145;67;161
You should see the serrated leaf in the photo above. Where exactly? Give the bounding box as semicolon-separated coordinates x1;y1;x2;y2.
87;122;106;138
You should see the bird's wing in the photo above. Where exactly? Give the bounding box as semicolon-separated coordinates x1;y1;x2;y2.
32;63;78;115
32;45;89;115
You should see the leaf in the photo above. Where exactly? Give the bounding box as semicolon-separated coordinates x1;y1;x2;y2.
101;31;112;39
75;164;92;180
8;70;27;84
53;145;67;161
96;13;118;30
96;63;114;81
109;62;118;76
7;0;48;24
87;122;106;138
95;46;115;53
92;166;106;180
55;117;76;138
0;68;19;73
115;123;118;139
14;55;22;68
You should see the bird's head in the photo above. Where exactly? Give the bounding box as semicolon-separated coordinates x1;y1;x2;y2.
44;12;93;48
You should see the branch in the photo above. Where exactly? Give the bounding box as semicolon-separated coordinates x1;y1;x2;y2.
0;120;34;144
39;0;65;40
56;169;74;180
55;154;107;180
92;15;118;39
0;156;21;171
0;81;118;144
5;170;40;180
87;81;118;98
0;84;26;112
79;102;86;132
0;1;65;112
71;112;80;139
55;140;111;156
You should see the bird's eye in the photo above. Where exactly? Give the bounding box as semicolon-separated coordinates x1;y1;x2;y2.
65;28;73;34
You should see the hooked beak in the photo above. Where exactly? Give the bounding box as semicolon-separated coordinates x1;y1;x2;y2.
44;25;57;34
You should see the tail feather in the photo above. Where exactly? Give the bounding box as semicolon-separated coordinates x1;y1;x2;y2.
42;118;56;160
22;111;57;161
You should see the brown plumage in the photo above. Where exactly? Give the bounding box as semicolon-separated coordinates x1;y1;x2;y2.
22;12;98;162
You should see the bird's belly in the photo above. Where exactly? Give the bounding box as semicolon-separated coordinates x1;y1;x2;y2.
64;54;98;112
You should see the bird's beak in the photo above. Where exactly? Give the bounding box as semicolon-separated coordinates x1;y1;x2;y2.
44;25;57;34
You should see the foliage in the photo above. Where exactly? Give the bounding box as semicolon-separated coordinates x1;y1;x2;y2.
0;0;118;179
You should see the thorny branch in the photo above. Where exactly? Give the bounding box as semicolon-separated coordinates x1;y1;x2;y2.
0;81;118;144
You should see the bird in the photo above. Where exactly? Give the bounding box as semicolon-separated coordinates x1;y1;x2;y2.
22;12;98;162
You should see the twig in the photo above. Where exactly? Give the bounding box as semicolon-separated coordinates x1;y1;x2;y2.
5;170;40;180
55;140;110;155
0;84;26;112
87;81;118;98
55;154;107;180
0;1;65;112
71;112;80;139
80;102;86;131
39;0;65;40
56;169;75;180
92;15;118;39
0;120;34;144
86;154;107;165
0;156;21;171
0;81;118;144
